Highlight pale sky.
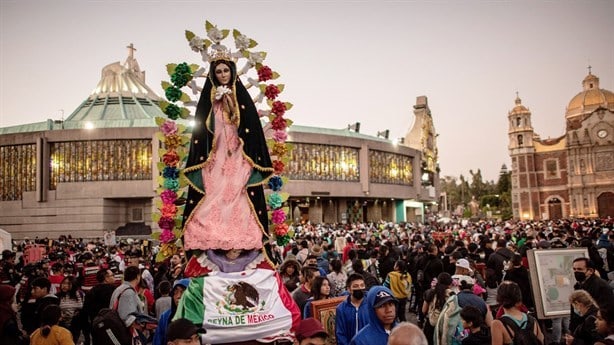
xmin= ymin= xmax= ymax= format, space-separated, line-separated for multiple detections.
xmin=1 ymin=0 xmax=613 ymax=182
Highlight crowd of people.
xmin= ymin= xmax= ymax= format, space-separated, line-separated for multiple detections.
xmin=1 ymin=217 xmax=614 ymax=345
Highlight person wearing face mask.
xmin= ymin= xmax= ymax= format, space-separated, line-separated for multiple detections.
xmin=564 ymin=290 xmax=602 ymax=345
xmin=335 ymin=274 xmax=370 ymax=345
xmin=570 ymin=258 xmax=613 ymax=331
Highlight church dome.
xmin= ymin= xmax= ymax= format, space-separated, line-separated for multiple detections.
xmin=509 ymin=94 xmax=530 ymax=115
xmin=566 ymin=71 xmax=614 ymax=119
xmin=64 ymin=44 xmax=165 ymax=126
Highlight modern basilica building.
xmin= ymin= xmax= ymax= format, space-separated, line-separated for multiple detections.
xmin=0 ymin=49 xmax=440 ymax=239
xmin=508 ymin=69 xmax=614 ymax=220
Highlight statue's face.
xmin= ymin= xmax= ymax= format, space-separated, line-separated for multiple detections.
xmin=226 ymin=249 xmax=242 ymax=260
xmin=215 ymin=62 xmax=231 ymax=85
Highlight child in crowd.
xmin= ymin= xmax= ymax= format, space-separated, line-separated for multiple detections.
xmin=155 ymin=281 xmax=172 ymax=319
xmin=460 ymin=305 xmax=491 ymax=345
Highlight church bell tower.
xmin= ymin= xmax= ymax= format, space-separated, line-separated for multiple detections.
xmin=507 ymin=93 xmax=537 ymax=219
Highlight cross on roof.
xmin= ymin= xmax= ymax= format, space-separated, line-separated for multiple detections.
xmin=588 ymin=65 xmax=592 ymax=74
xmin=127 ymin=43 xmax=137 ymax=59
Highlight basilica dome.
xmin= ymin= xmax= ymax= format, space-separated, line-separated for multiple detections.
xmin=566 ymin=72 xmax=614 ymax=119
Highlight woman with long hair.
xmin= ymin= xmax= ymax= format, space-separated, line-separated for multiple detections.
xmin=56 ymin=275 xmax=84 ymax=342
xmin=384 ymin=260 xmax=412 ymax=322
xmin=422 ymin=272 xmax=453 ymax=345
xmin=303 ymin=276 xmax=332 ymax=319
xmin=30 ymin=304 xmax=74 ymax=345
xmin=490 ymin=281 xmax=544 ymax=345
xmin=327 ymin=258 xmax=347 ymax=297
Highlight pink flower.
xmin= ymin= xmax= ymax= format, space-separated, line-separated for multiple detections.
xmin=272 ymin=130 xmax=287 ymax=142
xmin=271 ymin=209 xmax=286 ymax=224
xmin=160 ymin=120 xmax=178 ymax=135
xmin=160 ymin=229 xmax=175 ymax=243
xmin=160 ymin=190 xmax=177 ymax=204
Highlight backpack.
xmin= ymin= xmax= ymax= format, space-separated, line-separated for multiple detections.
xmin=91 ymin=287 xmax=134 ymax=345
xmin=427 ymin=295 xmax=441 ymax=326
xmin=433 ymin=294 xmax=465 ymax=345
xmin=499 ymin=314 xmax=542 ymax=345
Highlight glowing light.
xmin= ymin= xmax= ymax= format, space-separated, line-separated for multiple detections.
xmin=84 ymin=122 xmax=94 ymax=130
xmin=189 ymin=120 xmax=196 ymax=127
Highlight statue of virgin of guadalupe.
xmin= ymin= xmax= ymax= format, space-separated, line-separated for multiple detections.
xmin=181 ymin=51 xmax=274 ymax=274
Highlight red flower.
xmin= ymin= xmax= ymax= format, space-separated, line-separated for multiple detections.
xmin=271 ymin=101 xmax=286 ymax=116
xmin=257 ymin=65 xmax=273 ymax=82
xmin=161 ymin=204 xmax=177 ymax=218
xmin=162 ymin=150 xmax=180 ymax=167
xmin=158 ymin=216 xmax=175 ymax=231
xmin=272 ymin=160 xmax=285 ymax=174
xmin=275 ymin=223 xmax=289 ymax=236
xmin=265 ymin=84 xmax=280 ymax=100
xmin=271 ymin=115 xmax=287 ymax=131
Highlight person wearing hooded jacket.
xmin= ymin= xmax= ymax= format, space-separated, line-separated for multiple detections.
xmin=335 ymin=274 xmax=370 ymax=345
xmin=153 ymin=278 xmax=190 ymax=345
xmin=350 ymin=286 xmax=398 ymax=345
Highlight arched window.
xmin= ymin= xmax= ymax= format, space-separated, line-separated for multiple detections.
xmin=516 ymin=117 xmax=521 ymax=126
xmin=517 ymin=134 xmax=523 ymax=147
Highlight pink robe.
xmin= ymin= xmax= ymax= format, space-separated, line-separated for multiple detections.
xmin=184 ymin=101 xmax=264 ymax=251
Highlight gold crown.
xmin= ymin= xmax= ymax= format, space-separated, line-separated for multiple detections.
xmin=208 ymin=46 xmax=235 ymax=62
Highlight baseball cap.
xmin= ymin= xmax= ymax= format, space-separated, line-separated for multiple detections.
xmin=166 ymin=318 xmax=206 ymax=341
xmin=455 ymin=259 xmax=473 ymax=273
xmin=373 ymin=289 xmax=398 ymax=308
xmin=295 ymin=317 xmax=328 ymax=341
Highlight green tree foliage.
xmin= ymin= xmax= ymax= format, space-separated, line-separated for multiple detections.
xmin=440 ymin=167 xmax=513 ymax=220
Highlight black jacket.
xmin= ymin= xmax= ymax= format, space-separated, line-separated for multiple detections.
xmin=570 ymin=306 xmax=602 ymax=345
xmin=486 ymin=248 xmax=514 ymax=284
xmin=570 ymin=274 xmax=613 ymax=330
xmin=83 ymin=283 xmax=116 ymax=321
xmin=504 ymin=266 xmax=534 ymax=308
xmin=421 ymin=254 xmax=444 ymax=289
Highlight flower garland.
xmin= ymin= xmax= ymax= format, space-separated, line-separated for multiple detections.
xmin=151 ymin=61 xmax=195 ymax=261
xmin=152 ymin=20 xmax=294 ymax=261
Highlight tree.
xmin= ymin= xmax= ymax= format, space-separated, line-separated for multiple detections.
xmin=439 ymin=166 xmax=511 ymax=219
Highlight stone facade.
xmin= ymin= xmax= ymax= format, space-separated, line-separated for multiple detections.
xmin=508 ymin=71 xmax=614 ymax=220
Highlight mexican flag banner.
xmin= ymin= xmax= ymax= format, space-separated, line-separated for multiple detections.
xmin=174 ymin=268 xmax=300 ymax=343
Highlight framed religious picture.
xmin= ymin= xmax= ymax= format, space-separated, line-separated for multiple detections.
xmin=311 ymin=296 xmax=346 ymax=345
xmin=527 ymin=248 xmax=588 ymax=319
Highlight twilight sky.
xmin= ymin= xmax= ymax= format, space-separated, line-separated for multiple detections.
xmin=1 ymin=0 xmax=613 ymax=182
